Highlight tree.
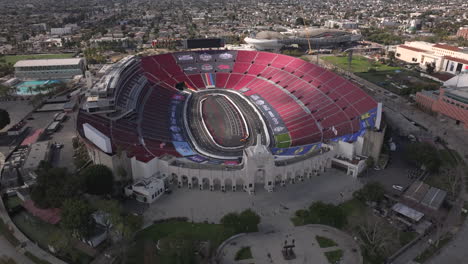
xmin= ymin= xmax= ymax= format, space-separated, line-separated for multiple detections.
xmin=81 ymin=165 xmax=114 ymax=195
xmin=31 ymin=168 xmax=82 ymax=208
xmin=353 ymin=182 xmax=385 ymax=203
xmin=0 ymin=84 xmax=11 ymax=97
xmin=221 ymin=209 xmax=261 ymax=233
xmin=221 ymin=212 xmax=242 ymax=233
xmin=405 ymin=142 xmax=441 ymax=172
xmin=61 ymin=199 xmax=94 ymax=238
xmin=239 ymin=209 xmax=261 ymax=233
xmin=358 ymin=216 xmax=394 ymax=263
xmin=0 ymin=109 xmax=10 ymax=130
xmin=306 ymin=201 xmax=348 ymax=229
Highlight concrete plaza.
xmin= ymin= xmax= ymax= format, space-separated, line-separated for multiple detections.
xmin=220 ymin=225 xmax=361 ymax=264
xmin=144 ymin=168 xmax=362 ymax=231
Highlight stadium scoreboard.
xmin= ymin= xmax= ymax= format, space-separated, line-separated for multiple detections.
xmin=183 ymin=38 xmax=225 ymax=49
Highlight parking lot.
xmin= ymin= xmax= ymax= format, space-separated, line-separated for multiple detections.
xmin=0 ymin=100 xmax=77 ymax=171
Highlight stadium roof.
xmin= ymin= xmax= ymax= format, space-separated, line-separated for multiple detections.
xmin=14 ymin=58 xmax=82 ymax=67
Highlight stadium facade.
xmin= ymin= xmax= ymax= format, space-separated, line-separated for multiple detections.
xmin=244 ymin=28 xmax=361 ymax=51
xmin=77 ymin=50 xmax=383 ymax=197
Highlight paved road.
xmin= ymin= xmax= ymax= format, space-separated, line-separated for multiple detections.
xmin=0 ymin=236 xmax=33 ymax=264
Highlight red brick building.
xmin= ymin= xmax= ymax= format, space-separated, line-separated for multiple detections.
xmin=457 ymin=27 xmax=468 ymax=40
xmin=416 ymin=72 xmax=468 ymax=129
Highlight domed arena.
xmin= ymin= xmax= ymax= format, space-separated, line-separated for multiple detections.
xmin=77 ymin=50 xmax=382 ymax=196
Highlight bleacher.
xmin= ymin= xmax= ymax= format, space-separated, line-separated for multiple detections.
xmin=141 ymin=51 xmax=377 ymax=147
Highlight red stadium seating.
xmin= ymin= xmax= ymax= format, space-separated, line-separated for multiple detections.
xmin=80 ymin=51 xmax=378 ymax=161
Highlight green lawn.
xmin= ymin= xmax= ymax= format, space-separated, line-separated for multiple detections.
xmin=324 ymin=249 xmax=343 ymax=264
xmin=1 ymin=54 xmax=75 ymax=65
xmin=126 ymin=220 xmax=237 ymax=264
xmin=12 ymin=211 xmax=58 ymax=249
xmin=356 ymin=70 xmax=440 ymax=95
xmin=322 ymin=55 xmax=400 ymax=73
xmin=316 ymin=235 xmax=338 ymax=248
xmin=12 ymin=211 xmax=92 ymax=264
xmin=235 ymin=246 xmax=253 ymax=260
xmin=4 ymin=196 xmax=22 ymax=209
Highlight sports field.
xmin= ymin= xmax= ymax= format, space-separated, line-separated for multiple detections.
xmin=202 ymin=95 xmax=248 ymax=147
xmin=321 ymin=55 xmax=400 ymax=73
xmin=1 ymin=53 xmax=75 ymax=65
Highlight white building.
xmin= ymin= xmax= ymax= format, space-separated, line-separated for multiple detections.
xmin=50 ymin=27 xmax=72 ymax=36
xmin=14 ymin=58 xmax=86 ymax=80
xmin=395 ymin=41 xmax=468 ymax=74
xmin=325 ymin=20 xmax=359 ymax=30
xmin=124 ymin=176 xmax=165 ymax=203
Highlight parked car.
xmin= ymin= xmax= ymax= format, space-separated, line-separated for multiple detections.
xmin=392 ymin=185 xmax=404 ymax=191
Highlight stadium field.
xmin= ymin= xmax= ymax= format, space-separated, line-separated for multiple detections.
xmin=275 ymin=133 xmax=291 ymax=148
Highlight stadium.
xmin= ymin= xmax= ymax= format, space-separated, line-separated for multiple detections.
xmin=244 ymin=28 xmax=361 ymax=51
xmin=77 ymin=50 xmax=383 ymax=196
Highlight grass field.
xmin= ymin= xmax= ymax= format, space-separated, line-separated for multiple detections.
xmin=12 ymin=211 xmax=92 ymax=264
xmin=126 ymin=220 xmax=236 ymax=264
xmin=235 ymin=247 xmax=253 ymax=260
xmin=322 ymin=55 xmax=400 ymax=73
xmin=0 ymin=54 xmax=75 ymax=65
xmin=324 ymin=249 xmax=343 ymax=264
xmin=316 ymin=235 xmax=338 ymax=248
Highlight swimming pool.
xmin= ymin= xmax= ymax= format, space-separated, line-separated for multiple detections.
xmin=15 ymin=80 xmax=61 ymax=95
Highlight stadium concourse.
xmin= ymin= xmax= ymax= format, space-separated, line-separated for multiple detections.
xmin=77 ymin=50 xmax=384 ymax=200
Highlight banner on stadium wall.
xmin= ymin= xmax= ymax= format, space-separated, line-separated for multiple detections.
xmin=249 ymin=93 xmax=288 ymax=135
xmin=175 ymin=53 xmax=195 ymax=63
xmin=168 ymin=93 xmax=198 ymax=156
xmin=272 ymin=143 xmax=322 ymax=156
xmin=359 ymin=107 xmax=378 ymax=130
xmin=173 ymin=141 xmax=196 ymax=156
xmin=187 ymin=155 xmax=208 ymax=163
